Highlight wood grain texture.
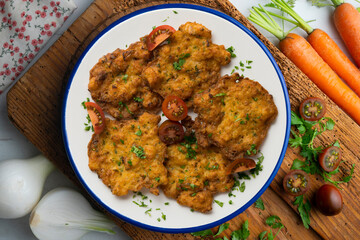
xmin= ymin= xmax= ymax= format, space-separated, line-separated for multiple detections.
xmin=6 ymin=0 xmax=360 ymax=239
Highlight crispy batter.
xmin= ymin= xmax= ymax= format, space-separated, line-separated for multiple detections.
xmin=88 ymin=113 xmax=168 ymax=196
xmin=161 ymin=136 xmax=234 ymax=212
xmin=193 ymin=73 xmax=278 ymax=159
xmin=142 ymin=22 xmax=231 ymax=102
xmin=88 ymin=39 xmax=162 ymax=119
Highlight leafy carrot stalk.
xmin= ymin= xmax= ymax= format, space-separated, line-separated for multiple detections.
xmin=269 ymin=0 xmax=360 ymax=98
xmin=248 ymin=5 xmax=360 ymax=125
xmin=331 ymin=0 xmax=360 ymax=68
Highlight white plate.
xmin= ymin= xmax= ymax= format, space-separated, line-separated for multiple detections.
xmin=62 ymin=4 xmax=290 ymax=233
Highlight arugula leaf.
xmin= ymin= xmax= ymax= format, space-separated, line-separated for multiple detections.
xmin=293 ymin=195 xmax=311 ymax=229
xmin=254 ymin=198 xmax=265 ymax=210
xmin=231 ymin=220 xmax=250 ymax=240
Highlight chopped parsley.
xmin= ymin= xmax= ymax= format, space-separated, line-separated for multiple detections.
xmin=133 ymin=97 xmax=143 ymax=102
xmin=226 ymin=46 xmax=237 ymax=58
xmin=155 ymin=177 xmax=160 ymax=182
xmin=132 ymin=201 xmax=148 ymax=207
xmin=214 ymin=200 xmax=224 ymax=207
xmin=180 ymin=131 xmax=197 ymax=159
xmin=119 ymin=101 xmax=133 ymax=115
xmin=131 ymin=145 xmax=146 ymax=159
xmin=173 ymin=53 xmax=190 ymax=70
xmin=145 ymin=208 xmax=152 ymax=216
xmin=122 ymin=74 xmax=128 ymax=83
xmin=135 ymin=126 xmax=142 ymax=136
xmin=173 ymin=10 xmax=178 ymax=14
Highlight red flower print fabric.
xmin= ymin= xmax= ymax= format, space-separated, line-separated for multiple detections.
xmin=0 ymin=0 xmax=76 ymax=94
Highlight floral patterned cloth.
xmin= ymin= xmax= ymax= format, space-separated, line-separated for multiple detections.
xmin=0 ymin=0 xmax=76 ymax=94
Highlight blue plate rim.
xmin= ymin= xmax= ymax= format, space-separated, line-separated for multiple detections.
xmin=61 ymin=3 xmax=291 ymax=234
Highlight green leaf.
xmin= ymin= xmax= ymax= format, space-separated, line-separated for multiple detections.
xmin=325 ymin=117 xmax=335 ymax=130
xmin=231 ymin=220 xmax=250 ymax=240
xmin=254 ymin=198 xmax=265 ymax=210
xmin=239 ymin=182 xmax=246 ymax=192
xmin=215 ymin=223 xmax=229 ymax=236
xmin=291 ymin=111 xmax=303 ymax=125
xmin=259 ymin=231 xmax=268 ymax=240
xmin=293 ymin=195 xmax=311 ymax=229
xmin=342 ymin=164 xmax=355 ymax=183
xmin=214 ymin=200 xmax=224 ymax=207
xmin=265 ymin=215 xmax=283 ymax=229
xmin=291 ymin=159 xmax=305 ymax=170
xmin=191 ymin=229 xmax=213 ymax=237
xmin=333 ymin=140 xmax=340 ymax=147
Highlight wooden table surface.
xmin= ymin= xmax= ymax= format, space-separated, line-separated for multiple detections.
xmin=6 ymin=0 xmax=360 ymax=239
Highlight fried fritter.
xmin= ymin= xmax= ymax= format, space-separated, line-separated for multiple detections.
xmin=88 ymin=113 xmax=168 ymax=196
xmin=88 ymin=39 xmax=162 ymax=119
xmin=161 ymin=135 xmax=234 ymax=212
xmin=193 ymin=73 xmax=278 ymax=160
xmin=143 ymin=22 xmax=231 ymax=102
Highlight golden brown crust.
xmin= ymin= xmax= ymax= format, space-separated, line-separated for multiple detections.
xmin=88 ymin=113 xmax=168 ymax=196
xmin=142 ymin=22 xmax=231 ymax=102
xmin=88 ymin=39 xmax=162 ymax=119
xmin=193 ymin=73 xmax=278 ymax=159
xmin=161 ymin=140 xmax=234 ymax=212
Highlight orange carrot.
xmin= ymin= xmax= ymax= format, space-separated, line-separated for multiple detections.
xmin=307 ymin=29 xmax=360 ymax=97
xmin=332 ymin=1 xmax=360 ymax=68
xmin=279 ymin=33 xmax=360 ymax=124
xmin=248 ymin=5 xmax=360 ymax=125
xmin=269 ymin=0 xmax=360 ymax=98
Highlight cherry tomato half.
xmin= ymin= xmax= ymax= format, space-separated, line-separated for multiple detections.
xmin=283 ymin=170 xmax=310 ymax=196
xmin=158 ymin=120 xmax=185 ymax=145
xmin=85 ymin=102 xmax=105 ymax=134
xmin=319 ymin=146 xmax=341 ymax=172
xmin=225 ymin=158 xmax=256 ymax=175
xmin=299 ymin=97 xmax=326 ymax=121
xmin=316 ymin=184 xmax=343 ymax=216
xmin=146 ymin=25 xmax=176 ymax=51
xmin=162 ymin=95 xmax=188 ymax=121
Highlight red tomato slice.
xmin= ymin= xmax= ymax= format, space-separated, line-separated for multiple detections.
xmin=162 ymin=95 xmax=188 ymax=121
xmin=85 ymin=102 xmax=105 ymax=134
xmin=146 ymin=25 xmax=176 ymax=51
xmin=225 ymin=158 xmax=256 ymax=175
xmin=319 ymin=146 xmax=341 ymax=172
xmin=282 ymin=170 xmax=310 ymax=196
xmin=299 ymin=97 xmax=326 ymax=121
xmin=158 ymin=120 xmax=184 ymax=145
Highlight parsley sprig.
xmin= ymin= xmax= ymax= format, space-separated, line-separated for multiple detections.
xmin=191 ymin=220 xmax=250 ymax=240
xmin=289 ymin=111 xmax=355 ymax=188
xmin=293 ymin=195 xmax=311 ymax=229
xmin=259 ymin=215 xmax=284 ymax=240
xmin=173 ymin=53 xmax=190 ymax=70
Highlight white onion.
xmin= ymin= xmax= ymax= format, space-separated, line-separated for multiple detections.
xmin=0 ymin=154 xmax=54 ymax=219
xmin=30 ymin=187 xmax=116 ymax=240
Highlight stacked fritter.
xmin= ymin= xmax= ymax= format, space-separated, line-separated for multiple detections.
xmin=87 ymin=22 xmax=278 ymax=212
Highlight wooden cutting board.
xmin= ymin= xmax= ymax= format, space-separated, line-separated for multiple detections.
xmin=6 ymin=0 xmax=360 ymax=239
